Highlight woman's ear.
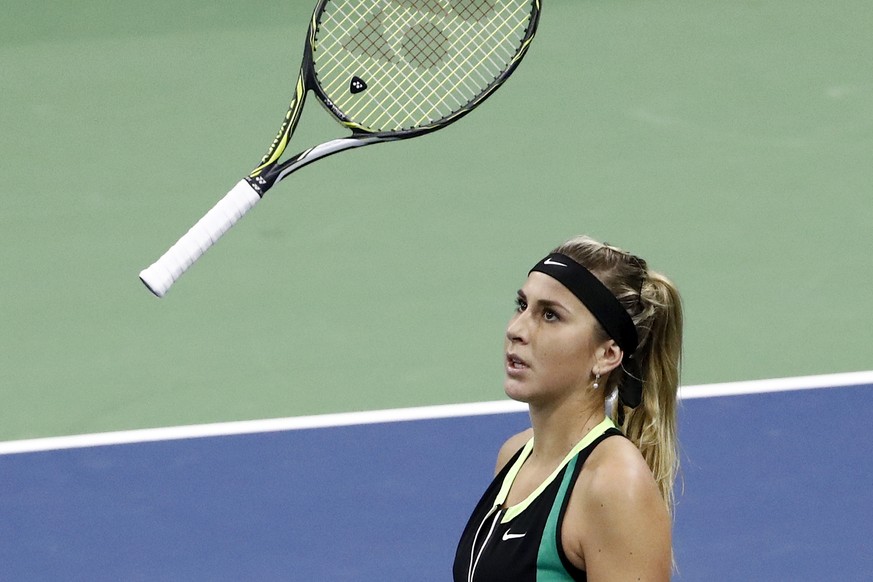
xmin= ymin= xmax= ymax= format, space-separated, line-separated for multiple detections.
xmin=595 ymin=340 xmax=623 ymax=375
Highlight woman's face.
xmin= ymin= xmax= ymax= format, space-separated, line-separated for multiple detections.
xmin=504 ymin=272 xmax=605 ymax=405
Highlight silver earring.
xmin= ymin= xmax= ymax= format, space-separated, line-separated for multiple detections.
xmin=593 ymin=372 xmax=601 ymax=390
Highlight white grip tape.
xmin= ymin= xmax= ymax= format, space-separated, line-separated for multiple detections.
xmin=139 ymin=179 xmax=261 ymax=297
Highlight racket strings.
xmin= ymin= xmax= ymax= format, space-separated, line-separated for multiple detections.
xmin=451 ymin=0 xmax=497 ymax=22
xmin=401 ymin=0 xmax=528 ymax=122
xmin=396 ymin=0 xmax=495 ymax=21
xmin=402 ymin=22 xmax=449 ymax=69
xmin=325 ymin=0 xmax=502 ymax=121
xmin=397 ymin=0 xmax=448 ymax=15
xmin=417 ymin=2 xmax=525 ymax=115
xmin=382 ymin=0 xmax=520 ymax=114
xmin=324 ymin=2 xmax=442 ymax=123
xmin=343 ymin=9 xmax=396 ymax=62
xmin=314 ymin=0 xmax=534 ymax=132
xmin=319 ymin=3 xmax=456 ymax=128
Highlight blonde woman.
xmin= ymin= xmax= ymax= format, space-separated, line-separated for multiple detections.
xmin=454 ymin=236 xmax=683 ymax=582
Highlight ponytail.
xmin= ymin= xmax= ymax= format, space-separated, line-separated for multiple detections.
xmin=555 ymin=236 xmax=683 ymax=514
xmin=614 ymin=271 xmax=682 ymax=514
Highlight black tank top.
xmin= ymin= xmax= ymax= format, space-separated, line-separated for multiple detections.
xmin=453 ymin=420 xmax=623 ymax=582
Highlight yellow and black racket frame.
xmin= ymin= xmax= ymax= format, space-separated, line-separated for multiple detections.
xmin=246 ymin=0 xmax=542 ymax=195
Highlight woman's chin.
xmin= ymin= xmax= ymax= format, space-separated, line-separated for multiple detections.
xmin=503 ymin=378 xmax=534 ymax=403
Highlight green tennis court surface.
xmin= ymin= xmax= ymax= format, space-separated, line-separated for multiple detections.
xmin=1 ymin=0 xmax=870 ymax=443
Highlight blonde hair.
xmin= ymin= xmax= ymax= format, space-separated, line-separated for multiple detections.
xmin=553 ymin=236 xmax=683 ymax=514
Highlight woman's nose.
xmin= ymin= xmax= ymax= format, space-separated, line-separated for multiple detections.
xmin=506 ymin=312 xmax=529 ymax=344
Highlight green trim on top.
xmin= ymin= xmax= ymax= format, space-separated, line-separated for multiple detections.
xmin=536 ymin=454 xmax=580 ymax=580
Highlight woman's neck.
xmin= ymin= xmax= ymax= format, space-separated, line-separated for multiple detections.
xmin=527 ymin=396 xmax=606 ymax=465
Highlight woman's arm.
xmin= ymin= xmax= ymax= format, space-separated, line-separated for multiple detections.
xmin=565 ymin=438 xmax=672 ymax=581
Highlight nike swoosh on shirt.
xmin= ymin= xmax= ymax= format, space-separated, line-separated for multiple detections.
xmin=502 ymin=530 xmax=526 ymax=541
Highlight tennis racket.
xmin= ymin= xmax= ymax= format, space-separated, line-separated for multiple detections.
xmin=139 ymin=0 xmax=541 ymax=297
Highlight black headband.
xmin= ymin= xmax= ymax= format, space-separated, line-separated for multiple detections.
xmin=529 ymin=253 xmax=643 ymax=408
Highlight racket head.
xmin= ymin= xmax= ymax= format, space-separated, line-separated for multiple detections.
xmin=306 ymin=0 xmax=541 ymax=136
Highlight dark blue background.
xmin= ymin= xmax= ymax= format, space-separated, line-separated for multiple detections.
xmin=2 ymin=384 xmax=871 ymax=580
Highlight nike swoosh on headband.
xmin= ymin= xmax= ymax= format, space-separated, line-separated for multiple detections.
xmin=543 ymin=258 xmax=567 ymax=267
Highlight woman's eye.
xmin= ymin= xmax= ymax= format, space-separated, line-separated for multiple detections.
xmin=515 ymin=298 xmax=527 ymax=312
xmin=544 ymin=310 xmax=559 ymax=321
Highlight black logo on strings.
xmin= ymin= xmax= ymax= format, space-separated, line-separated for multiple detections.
xmin=349 ymin=76 xmax=368 ymax=94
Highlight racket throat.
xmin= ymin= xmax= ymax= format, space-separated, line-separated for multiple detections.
xmin=248 ymin=136 xmax=383 ymax=194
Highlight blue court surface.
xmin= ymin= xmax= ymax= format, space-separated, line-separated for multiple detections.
xmin=2 ymin=374 xmax=872 ymax=581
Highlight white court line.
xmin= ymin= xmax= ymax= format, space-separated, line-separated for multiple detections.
xmin=1 ymin=370 xmax=871 ymax=456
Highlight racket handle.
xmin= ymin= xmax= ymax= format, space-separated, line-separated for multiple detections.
xmin=139 ymin=179 xmax=261 ymax=297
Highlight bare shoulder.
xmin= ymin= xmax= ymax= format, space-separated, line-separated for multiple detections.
xmin=494 ymin=428 xmax=533 ymax=476
xmin=563 ymin=435 xmax=671 ymax=580
xmin=583 ymin=436 xmax=662 ymax=502
xmin=579 ymin=436 xmax=668 ymax=533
